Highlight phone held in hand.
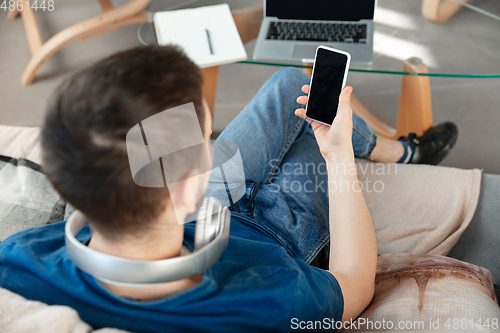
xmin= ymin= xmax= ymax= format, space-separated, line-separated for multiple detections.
xmin=305 ymin=46 xmax=351 ymax=126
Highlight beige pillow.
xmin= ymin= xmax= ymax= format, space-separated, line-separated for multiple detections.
xmin=355 ymin=160 xmax=482 ymax=255
xmin=349 ymin=254 xmax=500 ymax=332
xmin=0 ymin=287 xmax=130 ymax=333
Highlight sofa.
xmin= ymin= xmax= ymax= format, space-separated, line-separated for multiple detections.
xmin=0 ymin=125 xmax=499 ymax=332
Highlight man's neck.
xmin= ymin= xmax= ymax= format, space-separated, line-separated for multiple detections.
xmin=87 ymin=225 xmax=184 ymax=261
xmin=87 ymin=221 xmax=203 ymax=301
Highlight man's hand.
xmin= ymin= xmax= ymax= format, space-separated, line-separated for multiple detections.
xmin=295 ymin=85 xmax=354 ymax=159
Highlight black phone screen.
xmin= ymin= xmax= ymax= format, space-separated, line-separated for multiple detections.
xmin=306 ymin=48 xmax=349 ymax=126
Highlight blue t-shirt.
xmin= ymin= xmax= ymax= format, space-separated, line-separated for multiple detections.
xmin=0 ymin=214 xmax=343 ymax=332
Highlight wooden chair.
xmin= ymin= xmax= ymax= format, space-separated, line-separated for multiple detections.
xmin=231 ymin=4 xmax=433 ymax=139
xmin=7 ymin=0 xmax=151 ymax=86
xmin=422 ymin=0 xmax=470 ymax=23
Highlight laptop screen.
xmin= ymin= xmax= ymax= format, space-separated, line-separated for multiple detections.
xmin=266 ymin=0 xmax=375 ymax=21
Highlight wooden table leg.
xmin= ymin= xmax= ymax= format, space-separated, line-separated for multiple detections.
xmin=422 ymin=0 xmax=470 ymax=23
xmin=301 ymin=67 xmax=313 ymax=76
xmin=232 ymin=4 xmax=264 ymax=44
xmin=395 ymin=57 xmax=433 ymax=138
xmin=201 ymin=66 xmax=220 ymax=113
xmin=302 ymin=57 xmax=434 ymax=139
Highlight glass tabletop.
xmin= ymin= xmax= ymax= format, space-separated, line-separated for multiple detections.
xmin=139 ymin=0 xmax=500 ymax=78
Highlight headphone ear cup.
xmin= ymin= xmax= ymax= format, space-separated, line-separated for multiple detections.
xmin=194 ymin=198 xmax=209 ymax=251
xmin=194 ymin=197 xmax=223 ymax=251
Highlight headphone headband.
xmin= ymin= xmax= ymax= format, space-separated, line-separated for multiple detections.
xmin=65 ymin=198 xmax=230 ymax=286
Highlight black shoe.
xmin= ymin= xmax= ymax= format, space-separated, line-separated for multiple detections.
xmin=399 ymin=122 xmax=458 ymax=165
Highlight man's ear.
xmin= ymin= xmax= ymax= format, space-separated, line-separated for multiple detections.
xmin=202 ymin=98 xmax=213 ymax=136
xmin=169 ymin=171 xmax=200 ymax=217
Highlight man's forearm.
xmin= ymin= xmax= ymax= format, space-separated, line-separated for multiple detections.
xmin=326 ymin=151 xmax=377 ymax=320
xmin=327 ymin=153 xmax=377 ymax=272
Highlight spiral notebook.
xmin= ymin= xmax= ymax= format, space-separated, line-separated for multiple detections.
xmin=154 ymin=4 xmax=247 ymax=68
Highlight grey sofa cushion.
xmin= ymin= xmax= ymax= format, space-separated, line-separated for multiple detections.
xmin=0 ymin=156 xmax=74 ymax=242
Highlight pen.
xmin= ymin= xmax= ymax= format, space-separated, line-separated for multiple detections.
xmin=206 ymin=29 xmax=214 ymax=55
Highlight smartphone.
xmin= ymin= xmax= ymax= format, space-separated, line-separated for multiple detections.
xmin=305 ymin=46 xmax=351 ymax=126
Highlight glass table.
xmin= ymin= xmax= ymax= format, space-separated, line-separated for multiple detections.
xmin=138 ymin=0 xmax=500 ymax=138
xmin=139 ymin=0 xmax=500 ymax=78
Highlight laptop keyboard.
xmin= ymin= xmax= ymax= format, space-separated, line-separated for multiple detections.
xmin=266 ymin=21 xmax=367 ymax=43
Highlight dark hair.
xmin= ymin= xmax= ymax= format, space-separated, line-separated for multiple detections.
xmin=41 ymin=45 xmax=205 ymax=237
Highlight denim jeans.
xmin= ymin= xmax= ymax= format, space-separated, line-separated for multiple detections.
xmin=215 ymin=67 xmax=377 ymax=265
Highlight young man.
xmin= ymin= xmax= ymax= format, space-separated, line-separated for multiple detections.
xmin=0 ymin=46 xmax=458 ymax=332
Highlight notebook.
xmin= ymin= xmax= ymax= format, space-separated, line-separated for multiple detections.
xmin=154 ymin=4 xmax=247 ymax=68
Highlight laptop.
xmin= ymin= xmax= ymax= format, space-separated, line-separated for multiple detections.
xmin=253 ymin=0 xmax=376 ymax=65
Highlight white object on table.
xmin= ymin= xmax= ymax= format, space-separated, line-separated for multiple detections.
xmin=154 ymin=3 xmax=247 ymax=68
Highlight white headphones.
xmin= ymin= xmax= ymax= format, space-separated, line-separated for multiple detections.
xmin=65 ymin=197 xmax=230 ymax=286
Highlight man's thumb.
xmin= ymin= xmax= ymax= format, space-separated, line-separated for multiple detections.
xmin=338 ymin=86 xmax=353 ymax=114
